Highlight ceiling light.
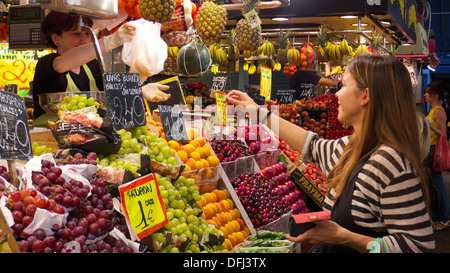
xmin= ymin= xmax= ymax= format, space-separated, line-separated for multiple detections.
xmin=352 ymin=23 xmax=368 ymax=26
xmin=272 ymin=17 xmax=289 ymax=21
xmin=340 ymin=15 xmax=358 ymax=19
xmin=380 ymin=20 xmax=391 ymax=25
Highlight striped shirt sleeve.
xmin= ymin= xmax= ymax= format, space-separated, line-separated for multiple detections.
xmin=302 ymin=132 xmax=435 ymax=253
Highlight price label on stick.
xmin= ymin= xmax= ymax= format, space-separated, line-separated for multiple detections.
xmin=158 ymin=105 xmax=188 ymax=141
xmin=0 ymin=91 xmax=32 ymax=161
xmin=276 ymin=89 xmax=297 ymax=104
xmin=119 ymin=173 xmax=168 ymax=239
xmin=260 ymin=67 xmax=272 ymax=101
xmin=215 ymin=91 xmax=227 ymax=126
xmin=103 ymin=73 xmax=147 ymax=130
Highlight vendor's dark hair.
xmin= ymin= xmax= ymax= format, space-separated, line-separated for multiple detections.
xmin=41 ymin=10 xmax=93 ymax=49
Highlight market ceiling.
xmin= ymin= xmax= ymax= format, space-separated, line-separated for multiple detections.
xmin=223 ymin=0 xmax=416 ymax=49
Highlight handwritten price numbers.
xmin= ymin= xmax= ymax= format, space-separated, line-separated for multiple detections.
xmin=276 ymin=89 xmax=297 ymax=104
xmin=259 ymin=67 xmax=272 ymax=101
xmin=0 ymin=91 xmax=32 ymax=161
xmin=103 ymin=73 xmax=146 ymax=130
xmin=211 ymin=76 xmax=228 ymax=93
xmin=298 ymin=83 xmax=315 ymax=100
xmin=158 ymin=105 xmax=188 ymax=141
xmin=119 ymin=173 xmax=168 ymax=239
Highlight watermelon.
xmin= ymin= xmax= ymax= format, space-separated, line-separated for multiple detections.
xmin=177 ymin=41 xmax=211 ymax=76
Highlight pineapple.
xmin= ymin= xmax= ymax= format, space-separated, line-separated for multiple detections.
xmin=139 ymin=0 xmax=177 ymax=24
xmin=196 ymin=0 xmax=227 ymax=46
xmin=317 ymin=25 xmax=330 ymax=62
xmin=225 ymin=28 xmax=239 ymax=62
xmin=235 ymin=0 xmax=261 ymax=52
xmin=276 ymin=31 xmax=290 ymax=65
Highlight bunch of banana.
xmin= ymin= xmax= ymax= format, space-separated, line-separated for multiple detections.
xmin=259 ymin=41 xmax=275 ymax=57
xmin=273 ymin=61 xmax=282 ymax=71
xmin=168 ymin=46 xmax=180 ymax=58
xmin=243 ymin=61 xmax=251 ymax=71
xmin=210 ymin=64 xmax=220 ymax=74
xmin=330 ymin=65 xmax=343 ymax=75
xmin=209 ymin=43 xmax=229 ymax=65
xmin=248 ymin=62 xmax=257 ymax=74
xmin=328 ymin=43 xmax=342 ymax=61
xmin=339 ymin=39 xmax=352 ymax=56
xmin=287 ymin=47 xmax=300 ymax=66
xmin=354 ymin=44 xmax=370 ymax=57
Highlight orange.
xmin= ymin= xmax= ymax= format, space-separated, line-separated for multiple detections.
xmin=215 ymin=213 xmax=225 ymax=226
xmin=220 ymin=226 xmax=229 ymax=238
xmin=196 ymin=147 xmax=208 ymax=158
xmin=220 ymin=200 xmax=230 ymax=212
xmin=230 ymin=220 xmax=240 ymax=232
xmin=195 ymin=160 xmax=203 ymax=170
xmin=223 ymin=239 xmax=233 ymax=251
xmin=225 ymin=223 xmax=234 ymax=235
xmin=236 ymin=218 xmax=245 ymax=229
xmin=233 ymin=231 xmax=245 ymax=244
xmin=190 ymin=151 xmax=201 ymax=161
xmin=168 ymin=140 xmax=180 ymax=151
xmin=232 ymin=208 xmax=240 ymax=219
xmin=179 ymin=146 xmax=191 ymax=157
xmin=202 ymin=205 xmax=214 ymax=219
xmin=203 ymin=193 xmax=214 ymax=203
xmin=189 ymin=140 xmax=201 ymax=148
xmin=211 ymin=189 xmax=221 ymax=201
xmin=219 ymin=190 xmax=227 ymax=201
xmin=197 ymin=196 xmax=207 ymax=207
xmin=185 ymin=144 xmax=196 ymax=153
xmin=214 ymin=202 xmax=223 ymax=214
xmin=200 ymin=159 xmax=209 ymax=168
xmin=185 ymin=158 xmax=197 ymax=170
xmin=225 ymin=199 xmax=234 ymax=209
xmin=223 ymin=212 xmax=232 ymax=223
xmin=240 ymin=229 xmax=248 ymax=239
xmin=227 ymin=234 xmax=237 ymax=246
xmin=195 ymin=136 xmax=206 ymax=147
xmin=207 ymin=219 xmax=219 ymax=229
xmin=207 ymin=203 xmax=217 ymax=215
xmin=206 ymin=155 xmax=220 ymax=167
xmin=222 ymin=189 xmax=230 ymax=199
xmin=182 ymin=165 xmax=191 ymax=173
xmin=202 ymin=144 xmax=212 ymax=157
xmin=177 ymin=150 xmax=188 ymax=162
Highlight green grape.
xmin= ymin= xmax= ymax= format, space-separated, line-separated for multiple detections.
xmin=77 ymin=101 xmax=86 ymax=109
xmin=155 ymin=154 xmax=164 ymax=162
xmin=87 ymin=97 xmax=95 ymax=106
xmin=63 ymin=96 xmax=70 ymax=103
xmin=153 ymin=232 xmax=166 ymax=244
xmin=60 ymin=102 xmax=67 ymax=111
xmin=72 ymin=94 xmax=80 ymax=101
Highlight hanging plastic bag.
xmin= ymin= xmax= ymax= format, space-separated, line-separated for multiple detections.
xmin=122 ymin=19 xmax=168 ymax=77
xmin=433 ymin=134 xmax=450 ymax=172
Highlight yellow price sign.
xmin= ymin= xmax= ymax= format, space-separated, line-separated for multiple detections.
xmin=260 ymin=66 xmax=272 ymax=101
xmin=119 ymin=173 xmax=168 ymax=239
xmin=215 ymin=91 xmax=227 ymax=126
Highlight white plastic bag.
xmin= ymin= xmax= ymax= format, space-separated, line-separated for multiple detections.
xmin=122 ymin=19 xmax=168 ymax=78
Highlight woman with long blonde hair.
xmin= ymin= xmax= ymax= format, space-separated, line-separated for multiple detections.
xmin=225 ymin=54 xmax=434 ymax=253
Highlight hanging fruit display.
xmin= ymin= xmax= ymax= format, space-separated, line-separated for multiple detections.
xmin=235 ymin=0 xmax=262 ymax=53
xmin=300 ymin=42 xmax=317 ymax=69
xmin=177 ymin=38 xmax=211 ymax=76
xmin=316 ymin=26 xmax=330 ymax=62
xmin=139 ymin=0 xmax=177 ymax=23
xmin=283 ymin=65 xmax=297 ymax=77
xmin=286 ymin=47 xmax=300 ymax=66
xmin=259 ymin=41 xmax=275 ymax=57
xmin=195 ymin=0 xmax=227 ymax=46
xmin=276 ymin=31 xmax=290 ymax=65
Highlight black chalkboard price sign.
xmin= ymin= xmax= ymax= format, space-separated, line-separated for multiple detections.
xmin=0 ymin=91 xmax=32 ymax=161
xmin=276 ymin=89 xmax=297 ymax=104
xmin=158 ymin=105 xmax=188 ymax=141
xmin=103 ymin=73 xmax=146 ymax=130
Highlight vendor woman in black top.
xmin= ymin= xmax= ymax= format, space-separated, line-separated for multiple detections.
xmin=32 ymin=11 xmax=169 ymax=119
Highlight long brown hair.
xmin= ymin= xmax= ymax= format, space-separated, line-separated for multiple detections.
xmin=326 ymin=55 xmax=429 ymax=207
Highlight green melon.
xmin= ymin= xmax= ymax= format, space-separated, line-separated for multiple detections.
xmin=177 ymin=41 xmax=211 ymax=76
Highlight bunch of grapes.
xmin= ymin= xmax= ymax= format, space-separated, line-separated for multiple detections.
xmin=97 ymin=154 xmax=139 ymax=173
xmin=31 ymin=159 xmax=89 ymax=210
xmin=32 ymin=142 xmax=57 ymax=156
xmin=59 ymin=94 xmax=100 ymax=112
xmin=7 ymin=187 xmax=66 ymax=238
xmin=56 ymin=152 xmax=98 ymax=166
xmin=154 ymin=174 xmax=227 ymax=253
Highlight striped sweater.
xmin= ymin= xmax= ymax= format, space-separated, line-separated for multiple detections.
xmin=302 ymin=132 xmax=435 ymax=253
